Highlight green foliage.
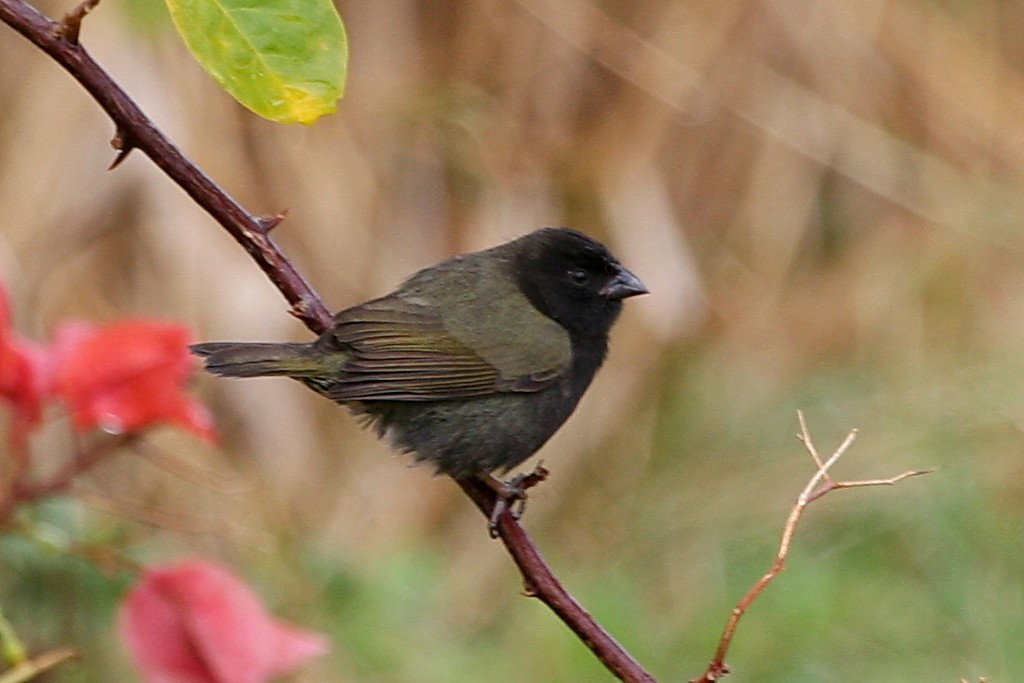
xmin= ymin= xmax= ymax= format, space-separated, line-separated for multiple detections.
xmin=4 ymin=481 xmax=1023 ymax=683
xmin=164 ymin=0 xmax=347 ymax=124
xmin=0 ymin=533 xmax=135 ymax=682
xmin=309 ymin=550 xmax=641 ymax=683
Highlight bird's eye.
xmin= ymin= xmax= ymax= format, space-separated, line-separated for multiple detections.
xmin=567 ymin=268 xmax=590 ymax=286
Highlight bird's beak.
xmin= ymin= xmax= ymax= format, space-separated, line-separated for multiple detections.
xmin=600 ymin=266 xmax=648 ymax=300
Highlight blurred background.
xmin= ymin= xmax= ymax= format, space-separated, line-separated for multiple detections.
xmin=1 ymin=0 xmax=1023 ymax=680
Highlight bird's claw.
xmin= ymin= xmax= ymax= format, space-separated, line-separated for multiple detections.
xmin=483 ymin=465 xmax=549 ymax=538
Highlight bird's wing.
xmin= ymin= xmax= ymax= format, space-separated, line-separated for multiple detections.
xmin=322 ymin=293 xmax=571 ymax=402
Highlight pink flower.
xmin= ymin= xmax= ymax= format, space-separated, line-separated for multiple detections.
xmin=0 ymin=281 xmax=52 ymax=448
xmin=53 ymin=320 xmax=217 ymax=442
xmin=119 ymin=561 xmax=329 ymax=683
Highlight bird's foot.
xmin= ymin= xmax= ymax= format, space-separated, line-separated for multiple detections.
xmin=480 ymin=464 xmax=549 ymax=538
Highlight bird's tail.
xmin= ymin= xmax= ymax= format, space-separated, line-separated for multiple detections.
xmin=190 ymin=341 xmax=325 ymax=379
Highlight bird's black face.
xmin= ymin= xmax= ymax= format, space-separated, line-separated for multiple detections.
xmin=512 ymin=228 xmax=647 ymax=338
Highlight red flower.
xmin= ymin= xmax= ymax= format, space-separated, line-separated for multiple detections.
xmin=0 ymin=282 xmax=52 ymax=448
xmin=119 ymin=561 xmax=329 ymax=683
xmin=53 ymin=320 xmax=217 ymax=442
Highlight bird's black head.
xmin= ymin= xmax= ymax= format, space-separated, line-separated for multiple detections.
xmin=509 ymin=228 xmax=647 ymax=339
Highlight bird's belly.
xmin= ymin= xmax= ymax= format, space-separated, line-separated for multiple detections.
xmin=361 ymin=389 xmax=578 ymax=479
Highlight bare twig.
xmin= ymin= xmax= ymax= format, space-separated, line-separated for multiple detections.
xmin=805 ymin=467 xmax=934 ymax=504
xmin=690 ymin=411 xmax=931 ymax=683
xmin=0 ymin=648 xmax=77 ymax=683
xmin=0 ymin=2 xmax=654 ymax=680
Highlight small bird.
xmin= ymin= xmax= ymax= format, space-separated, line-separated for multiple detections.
xmin=192 ymin=227 xmax=646 ymax=493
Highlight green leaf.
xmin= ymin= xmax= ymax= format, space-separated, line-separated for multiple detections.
xmin=165 ymin=0 xmax=347 ymax=124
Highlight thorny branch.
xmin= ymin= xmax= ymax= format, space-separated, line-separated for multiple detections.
xmin=0 ymin=0 xmax=331 ymax=333
xmin=690 ymin=411 xmax=932 ymax=683
xmin=0 ymin=1 xmax=656 ymax=681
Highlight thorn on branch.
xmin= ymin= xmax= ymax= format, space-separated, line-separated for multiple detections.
xmin=287 ymin=295 xmax=333 ymax=335
xmin=108 ymin=128 xmax=137 ymax=170
xmin=54 ymin=0 xmax=101 ymax=45
xmin=516 ymin=462 xmax=550 ymax=492
xmin=255 ymin=209 xmax=289 ymax=234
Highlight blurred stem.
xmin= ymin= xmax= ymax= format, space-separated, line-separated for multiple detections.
xmin=0 ymin=434 xmax=137 ymax=523
xmin=5 ymin=430 xmax=30 ymax=507
xmin=0 ymin=647 xmax=77 ymax=683
xmin=0 ymin=608 xmax=26 ymax=667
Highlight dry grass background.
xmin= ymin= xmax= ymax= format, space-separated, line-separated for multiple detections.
xmin=3 ymin=1 xmax=1024 ymax=681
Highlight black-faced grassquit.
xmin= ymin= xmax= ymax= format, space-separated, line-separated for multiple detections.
xmin=192 ymin=227 xmax=646 ymax=481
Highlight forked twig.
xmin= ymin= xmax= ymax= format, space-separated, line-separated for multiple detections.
xmin=691 ymin=411 xmax=932 ymax=683
xmin=796 ymin=411 xmax=934 ymax=503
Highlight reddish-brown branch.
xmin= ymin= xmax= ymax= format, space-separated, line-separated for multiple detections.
xmin=0 ymin=1 xmax=655 ymax=680
xmin=458 ymin=476 xmax=656 ymax=682
xmin=0 ymin=0 xmax=332 ymax=333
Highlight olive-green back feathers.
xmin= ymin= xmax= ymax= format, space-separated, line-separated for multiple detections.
xmin=193 ymin=249 xmax=573 ymax=403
